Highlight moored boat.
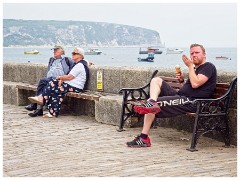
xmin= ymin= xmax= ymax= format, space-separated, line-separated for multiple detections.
xmin=166 ymin=48 xmax=184 ymax=54
xmin=138 ymin=52 xmax=154 ymax=62
xmin=139 ymin=47 xmax=163 ymax=54
xmin=85 ymin=48 xmax=102 ymax=55
xmin=215 ymin=56 xmax=229 ymax=60
xmin=24 ymin=49 xmax=39 ymax=54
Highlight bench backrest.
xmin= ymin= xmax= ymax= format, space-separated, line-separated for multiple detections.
xmin=213 ymin=83 xmax=230 ymax=99
xmin=159 ymin=76 xmax=230 ymax=99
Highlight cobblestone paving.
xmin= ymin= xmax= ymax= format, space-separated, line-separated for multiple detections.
xmin=3 ymin=104 xmax=237 ymax=177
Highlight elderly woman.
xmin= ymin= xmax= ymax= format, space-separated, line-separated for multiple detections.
xmin=28 ymin=47 xmax=89 ymax=118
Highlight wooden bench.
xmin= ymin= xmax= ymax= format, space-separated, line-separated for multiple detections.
xmin=119 ymin=70 xmax=237 ymax=151
xmin=16 ymin=83 xmax=101 ymax=102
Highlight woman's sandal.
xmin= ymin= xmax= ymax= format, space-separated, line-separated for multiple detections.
xmin=42 ymin=113 xmax=54 ymax=118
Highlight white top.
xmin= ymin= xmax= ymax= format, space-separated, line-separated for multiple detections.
xmin=64 ymin=63 xmax=86 ymax=89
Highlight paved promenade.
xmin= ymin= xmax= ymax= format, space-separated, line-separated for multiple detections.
xmin=3 ymin=104 xmax=237 ymax=177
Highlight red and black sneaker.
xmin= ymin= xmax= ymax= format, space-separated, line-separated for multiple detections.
xmin=126 ymin=135 xmax=151 ymax=147
xmin=134 ymin=99 xmax=160 ymax=114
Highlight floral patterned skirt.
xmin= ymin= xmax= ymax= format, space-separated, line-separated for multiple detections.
xmin=42 ymin=79 xmax=82 ymax=117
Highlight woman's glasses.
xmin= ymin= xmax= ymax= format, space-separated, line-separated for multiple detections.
xmin=72 ymin=52 xmax=80 ymax=55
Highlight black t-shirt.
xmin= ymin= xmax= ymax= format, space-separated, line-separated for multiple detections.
xmin=177 ymin=62 xmax=217 ymax=99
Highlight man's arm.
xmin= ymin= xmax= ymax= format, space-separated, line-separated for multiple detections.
xmin=182 ymin=55 xmax=208 ymax=88
xmin=188 ymin=65 xmax=208 ymax=88
xmin=68 ymin=58 xmax=75 ymax=70
xmin=46 ymin=57 xmax=53 ymax=77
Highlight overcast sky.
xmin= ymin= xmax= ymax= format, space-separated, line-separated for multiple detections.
xmin=2 ymin=2 xmax=238 ymax=48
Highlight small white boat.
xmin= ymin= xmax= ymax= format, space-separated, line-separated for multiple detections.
xmin=215 ymin=56 xmax=229 ymax=60
xmin=166 ymin=48 xmax=184 ymax=54
xmin=85 ymin=48 xmax=102 ymax=55
xmin=24 ymin=49 xmax=39 ymax=54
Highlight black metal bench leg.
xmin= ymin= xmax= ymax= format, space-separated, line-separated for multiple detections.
xmin=118 ymin=104 xmax=126 ymax=132
xmin=223 ymin=115 xmax=231 ymax=147
xmin=186 ymin=115 xmax=199 ymax=152
xmin=118 ymin=96 xmax=133 ymax=132
xmin=118 ymin=92 xmax=127 ymax=132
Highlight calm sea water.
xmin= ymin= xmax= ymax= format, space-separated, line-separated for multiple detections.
xmin=3 ymin=47 xmax=237 ymax=73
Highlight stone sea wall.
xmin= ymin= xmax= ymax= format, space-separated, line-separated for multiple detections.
xmin=3 ymin=63 xmax=237 ymax=145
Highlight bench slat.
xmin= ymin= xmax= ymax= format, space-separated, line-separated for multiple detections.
xmin=16 ymin=84 xmax=101 ymax=101
xmin=216 ymin=83 xmax=230 ymax=88
xmin=16 ymin=84 xmax=37 ymax=91
xmin=67 ymin=92 xmax=100 ymax=101
xmin=159 ymin=76 xmax=180 ymax=83
xmin=213 ymin=83 xmax=230 ymax=98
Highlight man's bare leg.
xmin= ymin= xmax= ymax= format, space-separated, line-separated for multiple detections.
xmin=149 ymin=77 xmax=163 ymax=101
xmin=141 ymin=113 xmax=156 ymax=135
xmin=141 ymin=77 xmax=163 ymax=133
xmin=126 ymin=77 xmax=163 ymax=147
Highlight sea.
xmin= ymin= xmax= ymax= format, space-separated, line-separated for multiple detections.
xmin=3 ymin=47 xmax=237 ymax=73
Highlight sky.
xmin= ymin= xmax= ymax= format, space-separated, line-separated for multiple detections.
xmin=1 ymin=1 xmax=238 ymax=48
xmin=3 ymin=1 xmax=237 ymax=47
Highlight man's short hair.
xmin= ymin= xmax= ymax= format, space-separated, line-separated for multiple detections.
xmin=190 ymin=43 xmax=205 ymax=54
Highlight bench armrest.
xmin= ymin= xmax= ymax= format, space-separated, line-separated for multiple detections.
xmin=119 ymin=83 xmax=151 ymax=102
xmin=119 ymin=70 xmax=158 ymax=101
xmin=119 ymin=82 xmax=150 ymax=94
xmin=119 ymin=70 xmax=158 ymax=94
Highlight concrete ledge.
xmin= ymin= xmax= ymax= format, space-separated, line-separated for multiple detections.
xmin=60 ymin=97 xmax=96 ymax=116
xmin=95 ymin=94 xmax=123 ymax=126
xmin=3 ymin=81 xmax=19 ymax=105
xmin=228 ymin=108 xmax=237 ymax=145
xmin=3 ymin=81 xmax=37 ymax=105
xmin=3 ymin=63 xmax=47 ymax=84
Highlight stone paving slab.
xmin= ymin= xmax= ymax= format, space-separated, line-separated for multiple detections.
xmin=3 ymin=104 xmax=237 ymax=177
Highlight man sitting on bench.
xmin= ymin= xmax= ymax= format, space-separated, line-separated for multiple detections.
xmin=127 ymin=43 xmax=217 ymax=148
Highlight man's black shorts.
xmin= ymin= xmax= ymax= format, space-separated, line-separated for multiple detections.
xmin=156 ymin=80 xmax=197 ymax=118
